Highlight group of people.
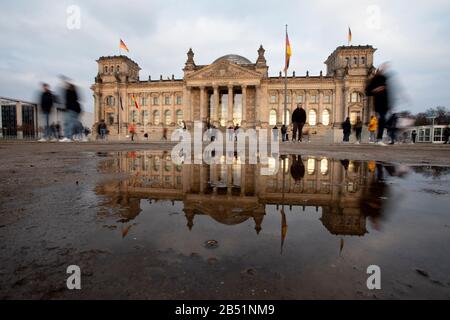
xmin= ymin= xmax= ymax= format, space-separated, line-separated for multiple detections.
xmin=38 ymin=78 xmax=86 ymax=142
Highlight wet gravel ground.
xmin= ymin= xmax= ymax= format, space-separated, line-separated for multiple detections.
xmin=0 ymin=141 xmax=449 ymax=299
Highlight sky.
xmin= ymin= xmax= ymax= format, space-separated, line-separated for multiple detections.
xmin=1 ymin=0 xmax=449 ymax=114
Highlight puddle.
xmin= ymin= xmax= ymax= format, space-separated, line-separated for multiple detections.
xmin=90 ymin=151 xmax=450 ymax=298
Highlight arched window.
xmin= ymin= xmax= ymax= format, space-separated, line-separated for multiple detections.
xmin=269 ymin=109 xmax=277 ymax=126
xmin=104 ymin=66 xmax=108 ymax=73
xmin=353 ymin=57 xmax=358 ymax=65
xmin=153 ymin=110 xmax=160 ymax=125
xmin=308 ymin=109 xmax=317 ymax=126
xmin=322 ymin=109 xmax=330 ymax=126
xmin=164 ymin=110 xmax=171 ymax=126
xmin=350 ymin=92 xmax=362 ymax=103
xmin=361 ymin=57 xmax=366 ymax=65
xmin=116 ymin=65 xmax=120 ymax=73
xmin=282 ymin=109 xmax=291 ymax=125
xmin=106 ymin=96 xmax=115 ymax=106
xmin=176 ymin=110 xmax=183 ymax=124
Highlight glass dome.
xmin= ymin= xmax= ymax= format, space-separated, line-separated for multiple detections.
xmin=213 ymin=54 xmax=252 ymax=65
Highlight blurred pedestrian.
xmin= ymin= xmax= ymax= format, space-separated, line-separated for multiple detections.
xmin=60 ymin=81 xmax=81 ymax=142
xmin=292 ymin=103 xmax=306 ymax=142
xmin=272 ymin=125 xmax=279 ymax=142
xmin=368 ymin=115 xmax=378 ymax=143
xmin=129 ymin=123 xmax=136 ymax=141
xmin=38 ymin=83 xmax=56 ymax=142
xmin=162 ymin=127 xmax=168 ymax=140
xmin=281 ymin=124 xmax=287 ymax=142
xmin=354 ymin=117 xmax=363 ymax=144
xmin=366 ymin=64 xmax=392 ymax=146
xmin=386 ymin=113 xmax=399 ymax=145
xmin=411 ymin=130 xmax=417 ymax=144
xmin=342 ymin=117 xmax=352 ymax=143
xmin=443 ymin=126 xmax=450 ymax=144
xmin=98 ymin=119 xmax=107 ymax=140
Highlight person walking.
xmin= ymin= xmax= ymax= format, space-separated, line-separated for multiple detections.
xmin=281 ymin=124 xmax=288 ymax=142
xmin=443 ymin=126 xmax=450 ymax=144
xmin=292 ymin=103 xmax=307 ymax=142
xmin=411 ymin=130 xmax=417 ymax=144
xmin=365 ymin=64 xmax=391 ymax=146
xmin=98 ymin=120 xmax=107 ymax=140
xmin=387 ymin=113 xmax=399 ymax=145
xmin=368 ymin=115 xmax=378 ymax=143
xmin=272 ymin=125 xmax=279 ymax=142
xmin=129 ymin=123 xmax=136 ymax=141
xmin=342 ymin=117 xmax=352 ymax=143
xmin=39 ymin=83 xmax=55 ymax=142
xmin=354 ymin=117 xmax=363 ymax=144
xmin=60 ymin=81 xmax=81 ymax=142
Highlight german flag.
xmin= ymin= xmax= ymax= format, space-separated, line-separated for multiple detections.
xmin=348 ymin=27 xmax=352 ymax=44
xmin=120 ymin=39 xmax=129 ymax=52
xmin=285 ymin=32 xmax=292 ymax=72
xmin=131 ymin=94 xmax=139 ymax=109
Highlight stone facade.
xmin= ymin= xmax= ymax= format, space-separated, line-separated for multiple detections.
xmin=91 ymin=45 xmax=377 ymax=141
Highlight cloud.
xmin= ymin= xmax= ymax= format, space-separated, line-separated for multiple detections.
xmin=0 ymin=0 xmax=449 ymax=114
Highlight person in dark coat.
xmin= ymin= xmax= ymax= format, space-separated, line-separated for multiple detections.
xmin=365 ymin=64 xmax=391 ymax=145
xmin=443 ymin=126 xmax=450 ymax=144
xmin=291 ymin=103 xmax=307 ymax=142
xmin=290 ymin=155 xmax=305 ymax=183
xmin=342 ymin=117 xmax=352 ymax=142
xmin=354 ymin=117 xmax=363 ymax=144
xmin=60 ymin=81 xmax=82 ymax=142
xmin=386 ymin=113 xmax=399 ymax=145
xmin=281 ymin=124 xmax=288 ymax=142
xmin=39 ymin=83 xmax=55 ymax=141
xmin=411 ymin=130 xmax=417 ymax=144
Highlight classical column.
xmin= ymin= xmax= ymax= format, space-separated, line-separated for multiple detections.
xmin=16 ymin=101 xmax=23 ymax=139
xmin=241 ymin=85 xmax=247 ymax=124
xmin=213 ymin=86 xmax=219 ymax=124
xmin=255 ymin=85 xmax=261 ymax=126
xmin=171 ymin=92 xmax=176 ymax=125
xmin=94 ymin=94 xmax=99 ymax=124
xmin=344 ymin=88 xmax=349 ymax=119
xmin=318 ymin=90 xmax=323 ymax=124
xmin=199 ymin=86 xmax=206 ymax=123
xmin=227 ymin=85 xmax=234 ymax=125
xmin=304 ymin=91 xmax=309 ymax=112
xmin=185 ymin=87 xmax=192 ymax=124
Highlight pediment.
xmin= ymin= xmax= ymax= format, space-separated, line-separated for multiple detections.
xmin=186 ymin=60 xmax=262 ymax=81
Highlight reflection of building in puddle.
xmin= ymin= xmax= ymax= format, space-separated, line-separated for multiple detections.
xmin=96 ymin=151 xmax=380 ymax=237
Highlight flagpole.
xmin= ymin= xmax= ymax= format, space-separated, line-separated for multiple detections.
xmin=284 ymin=24 xmax=288 ymax=127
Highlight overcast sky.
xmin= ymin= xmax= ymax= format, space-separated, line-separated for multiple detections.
xmin=1 ymin=0 xmax=449 ymax=114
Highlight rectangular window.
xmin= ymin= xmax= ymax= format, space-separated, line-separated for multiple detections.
xmin=286 ymin=95 xmax=291 ymax=103
xmin=164 ymin=96 xmax=171 ymax=105
xmin=270 ymin=95 xmax=277 ymax=103
xmin=153 ymin=97 xmax=159 ymax=105
xmin=296 ymin=95 xmax=304 ymax=103
xmin=310 ymin=95 xmax=318 ymax=103
xmin=324 ymin=95 xmax=331 ymax=103
xmin=176 ymin=96 xmax=182 ymax=105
